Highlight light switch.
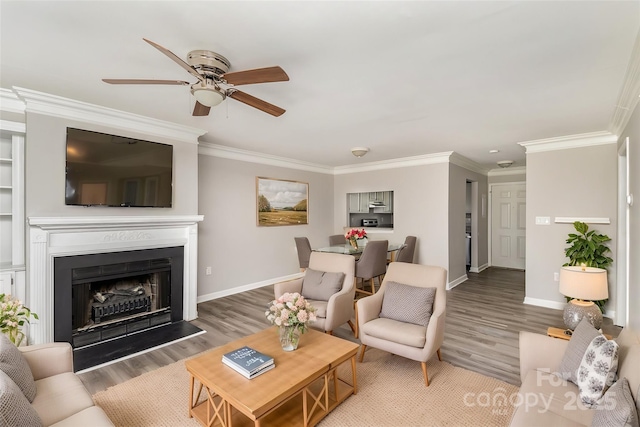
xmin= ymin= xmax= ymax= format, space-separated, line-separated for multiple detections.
xmin=535 ymin=216 xmax=551 ymax=225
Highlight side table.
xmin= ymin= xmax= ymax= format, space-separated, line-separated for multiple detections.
xmin=547 ymin=326 xmax=612 ymax=340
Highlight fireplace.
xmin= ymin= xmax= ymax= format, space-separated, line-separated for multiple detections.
xmin=53 ymin=246 xmax=184 ymax=349
xmin=26 ymin=215 xmax=204 ymax=370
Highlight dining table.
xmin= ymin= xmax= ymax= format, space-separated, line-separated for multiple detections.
xmin=313 ymin=242 xmax=404 ymax=261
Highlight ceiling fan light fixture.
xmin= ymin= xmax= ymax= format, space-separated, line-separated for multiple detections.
xmin=351 ymin=147 xmax=370 ymax=158
xmin=192 ymin=85 xmax=226 ymax=107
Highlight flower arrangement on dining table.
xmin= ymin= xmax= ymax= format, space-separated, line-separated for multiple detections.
xmin=0 ymin=294 xmax=38 ymax=347
xmin=345 ymin=228 xmax=367 ymax=249
xmin=266 ymin=292 xmax=317 ymax=350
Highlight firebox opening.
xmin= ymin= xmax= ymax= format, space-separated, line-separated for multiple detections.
xmin=71 ymin=269 xmax=173 ymax=348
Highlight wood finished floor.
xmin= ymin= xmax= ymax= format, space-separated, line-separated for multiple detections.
xmin=78 ymin=267 xmax=621 ymax=394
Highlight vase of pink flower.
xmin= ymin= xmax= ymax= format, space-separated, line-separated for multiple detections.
xmin=345 ymin=228 xmax=367 ymax=249
xmin=266 ymin=292 xmax=316 ymax=351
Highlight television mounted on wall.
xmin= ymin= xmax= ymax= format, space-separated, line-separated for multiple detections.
xmin=65 ymin=128 xmax=173 ymax=207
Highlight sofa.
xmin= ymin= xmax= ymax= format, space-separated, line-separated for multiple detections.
xmin=0 ymin=335 xmax=113 ymax=427
xmin=510 ymin=322 xmax=640 ymax=426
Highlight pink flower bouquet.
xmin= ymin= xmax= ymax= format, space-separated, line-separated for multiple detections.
xmin=265 ymin=292 xmax=317 ymax=334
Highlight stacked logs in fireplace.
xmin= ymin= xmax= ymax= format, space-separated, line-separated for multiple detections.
xmin=91 ymin=284 xmax=152 ymax=324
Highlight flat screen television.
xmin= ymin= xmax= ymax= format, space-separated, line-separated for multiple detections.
xmin=65 ymin=127 xmax=173 ymax=207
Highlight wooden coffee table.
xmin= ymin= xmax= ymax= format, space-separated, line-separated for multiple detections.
xmin=185 ymin=327 xmax=359 ymax=427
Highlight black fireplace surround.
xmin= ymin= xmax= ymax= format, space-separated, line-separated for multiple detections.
xmin=53 ymin=246 xmax=200 ymax=371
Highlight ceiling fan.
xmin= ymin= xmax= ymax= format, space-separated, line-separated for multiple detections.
xmin=102 ymin=38 xmax=289 ymax=117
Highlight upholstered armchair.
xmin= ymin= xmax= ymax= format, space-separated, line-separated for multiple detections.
xmin=357 ymin=262 xmax=447 ymax=386
xmin=274 ymin=252 xmax=356 ymax=335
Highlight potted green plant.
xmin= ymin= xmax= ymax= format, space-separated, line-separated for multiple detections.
xmin=563 ymin=221 xmax=613 ymax=312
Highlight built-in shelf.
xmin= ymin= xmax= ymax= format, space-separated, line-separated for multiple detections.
xmin=554 ymin=217 xmax=610 ymax=224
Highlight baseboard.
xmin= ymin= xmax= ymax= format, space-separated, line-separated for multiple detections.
xmin=523 ymin=297 xmax=565 ymax=311
xmin=447 ymin=274 xmax=468 ymax=290
xmin=523 ymin=297 xmax=615 ymax=319
xmin=469 ymin=263 xmax=489 ymax=273
xmin=197 ymin=272 xmax=304 ymax=303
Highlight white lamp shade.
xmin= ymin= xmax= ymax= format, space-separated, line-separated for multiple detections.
xmin=193 ymin=87 xmax=225 ymax=107
xmin=559 ymin=266 xmax=608 ymax=301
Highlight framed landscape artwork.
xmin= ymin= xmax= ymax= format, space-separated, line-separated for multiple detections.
xmin=256 ymin=177 xmax=309 ymax=226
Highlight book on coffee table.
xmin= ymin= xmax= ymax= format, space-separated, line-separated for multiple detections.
xmin=222 ymin=346 xmax=274 ymax=379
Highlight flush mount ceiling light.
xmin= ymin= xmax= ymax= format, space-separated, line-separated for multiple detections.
xmin=191 ymin=82 xmax=226 ymax=107
xmin=497 ymin=160 xmax=514 ymax=168
xmin=351 ymin=147 xmax=370 ymax=158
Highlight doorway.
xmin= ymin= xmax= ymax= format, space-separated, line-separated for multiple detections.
xmin=490 ymin=182 xmax=526 ymax=270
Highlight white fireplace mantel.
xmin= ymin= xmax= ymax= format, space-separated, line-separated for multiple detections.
xmin=27 ymin=215 xmax=203 ymax=345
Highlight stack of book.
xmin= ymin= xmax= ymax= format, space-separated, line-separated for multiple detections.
xmin=222 ymin=346 xmax=275 ymax=379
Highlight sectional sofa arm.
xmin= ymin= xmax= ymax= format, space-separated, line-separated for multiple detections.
xmin=518 ymin=331 xmax=569 ymax=383
xmin=19 ymin=342 xmax=74 ymax=380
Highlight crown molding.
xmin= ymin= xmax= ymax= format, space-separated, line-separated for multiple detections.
xmin=198 ymin=142 xmax=334 ymax=175
xmin=333 ymin=152 xmax=453 ymax=175
xmin=0 ymin=88 xmax=26 ymax=115
xmin=487 ymin=166 xmax=527 ymax=177
xmin=518 ymin=131 xmax=618 ymax=153
xmin=11 ymin=87 xmax=207 ymax=144
xmin=448 ymin=152 xmax=490 ymax=175
xmin=610 ymin=30 xmax=640 ymax=136
xmin=199 ymin=144 xmax=492 ymax=176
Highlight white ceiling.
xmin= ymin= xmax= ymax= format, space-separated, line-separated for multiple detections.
xmin=1 ymin=1 xmax=638 ymax=170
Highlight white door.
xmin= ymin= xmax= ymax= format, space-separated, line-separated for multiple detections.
xmin=491 ymin=183 xmax=526 ymax=269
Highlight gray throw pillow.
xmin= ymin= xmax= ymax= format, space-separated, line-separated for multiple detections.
xmin=558 ymin=317 xmax=601 ymax=384
xmin=301 ymin=268 xmax=345 ymax=301
xmin=0 ymin=334 xmax=37 ymax=402
xmin=0 ymin=369 xmax=43 ymax=427
xmin=379 ymin=281 xmax=436 ymax=327
xmin=577 ymin=335 xmax=619 ymax=408
xmin=591 ymin=377 xmax=639 ymax=427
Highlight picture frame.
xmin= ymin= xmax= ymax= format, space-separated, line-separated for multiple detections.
xmin=256 ymin=177 xmax=309 ymax=226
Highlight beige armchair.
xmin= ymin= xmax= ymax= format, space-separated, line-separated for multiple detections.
xmin=274 ymin=252 xmax=356 ymax=335
xmin=357 ymin=262 xmax=447 ymax=386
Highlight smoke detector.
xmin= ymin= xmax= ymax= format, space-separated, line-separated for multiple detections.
xmin=497 ymin=160 xmax=514 ymax=168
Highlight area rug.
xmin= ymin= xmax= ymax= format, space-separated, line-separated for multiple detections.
xmin=93 ymin=347 xmax=518 ymax=426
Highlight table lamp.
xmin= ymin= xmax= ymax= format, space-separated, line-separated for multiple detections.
xmin=559 ymin=266 xmax=608 ymax=330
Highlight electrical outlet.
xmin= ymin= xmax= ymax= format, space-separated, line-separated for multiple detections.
xmin=205 ymin=266 xmax=212 ymax=275
xmin=554 ymin=272 xmax=559 ymax=282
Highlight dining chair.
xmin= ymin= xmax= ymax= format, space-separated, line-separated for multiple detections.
xmin=357 ymin=262 xmax=447 ymax=386
xmin=274 ymin=252 xmax=357 ymax=336
xmin=354 ymin=240 xmax=388 ymax=296
xmin=396 ymin=236 xmax=417 ymax=263
xmin=329 ymin=234 xmax=346 ymax=246
xmin=294 ymin=237 xmax=312 ymax=271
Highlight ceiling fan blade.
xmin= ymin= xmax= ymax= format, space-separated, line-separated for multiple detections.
xmin=228 ymin=90 xmax=286 ymax=117
xmin=102 ymin=79 xmax=190 ymax=85
xmin=142 ymin=38 xmax=204 ymax=82
xmin=192 ymin=101 xmax=211 ymax=117
xmin=222 ymin=66 xmax=289 ymax=86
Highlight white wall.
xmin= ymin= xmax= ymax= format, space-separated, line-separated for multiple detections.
xmin=333 ymin=163 xmax=450 ymax=274
xmin=618 ymin=103 xmax=640 ymax=330
xmin=25 ymin=112 xmax=199 ymax=217
xmin=197 ymin=153 xmax=334 ymax=299
xmin=525 ymin=143 xmax=618 ymax=313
